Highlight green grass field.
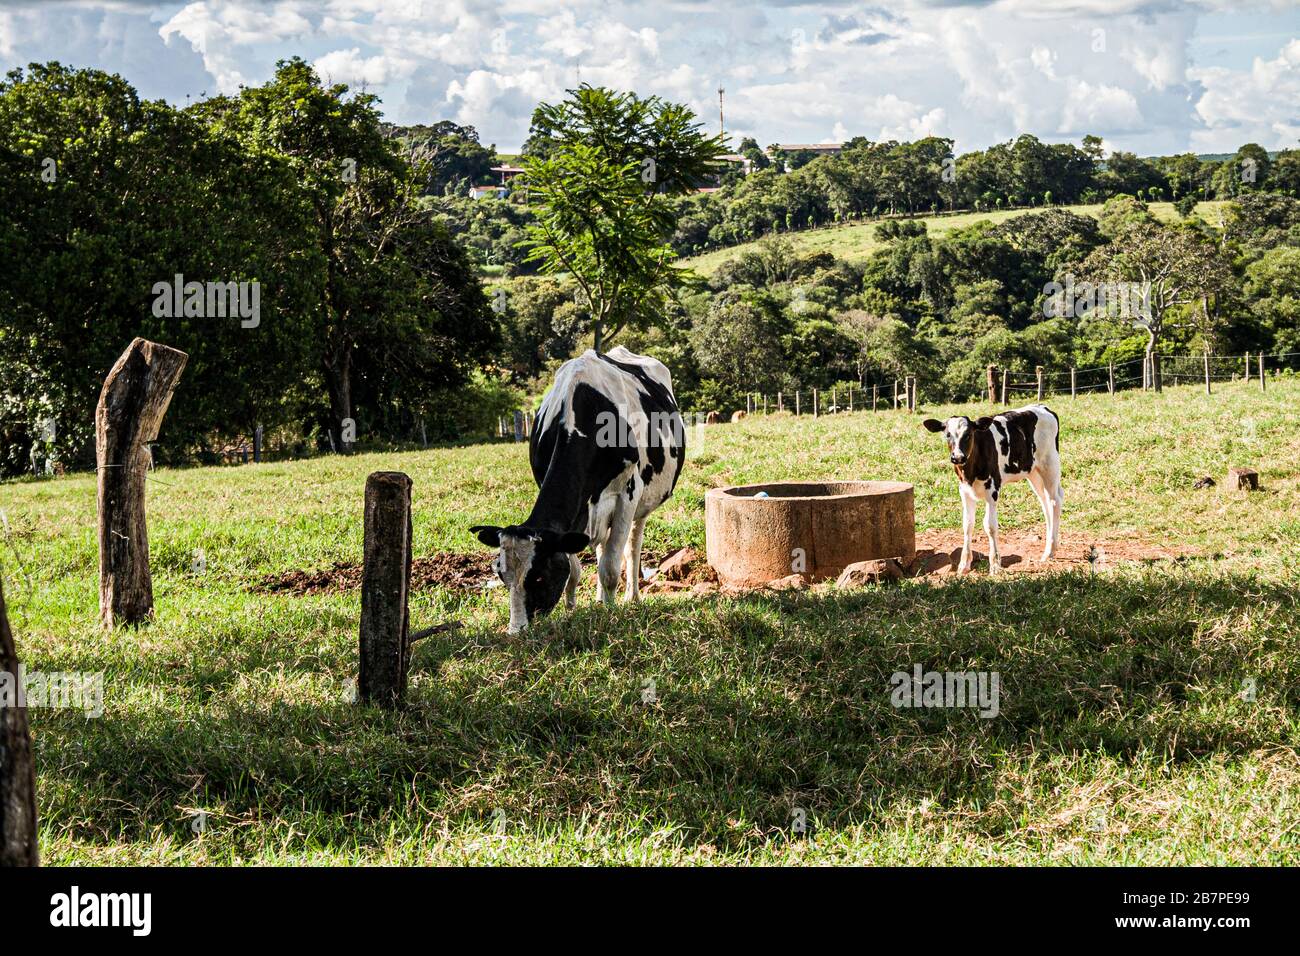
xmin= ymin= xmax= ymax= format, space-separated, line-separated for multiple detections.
xmin=2 ymin=378 xmax=1297 ymax=864
xmin=680 ymin=201 xmax=1230 ymax=276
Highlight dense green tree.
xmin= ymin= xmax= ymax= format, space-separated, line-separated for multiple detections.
xmin=521 ymin=85 xmax=725 ymax=351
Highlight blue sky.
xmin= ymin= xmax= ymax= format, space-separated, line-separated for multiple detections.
xmin=2 ymin=1 xmax=1297 ymax=155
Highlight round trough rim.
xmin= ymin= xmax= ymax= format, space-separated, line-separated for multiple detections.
xmin=707 ymin=479 xmax=914 ymax=502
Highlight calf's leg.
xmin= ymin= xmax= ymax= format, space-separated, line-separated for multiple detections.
xmin=958 ymin=485 xmax=977 ymax=573
xmin=983 ymin=494 xmax=1001 ymax=573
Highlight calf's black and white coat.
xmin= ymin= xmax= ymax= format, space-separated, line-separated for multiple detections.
xmin=923 ymin=404 xmax=1063 ymax=573
xmin=471 ymin=347 xmax=685 ymax=632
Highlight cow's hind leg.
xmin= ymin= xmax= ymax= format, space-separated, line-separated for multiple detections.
xmin=623 ymin=515 xmax=646 ymax=602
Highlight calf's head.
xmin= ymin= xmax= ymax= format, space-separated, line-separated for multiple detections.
xmin=469 ymin=525 xmax=589 ymax=633
xmin=923 ymin=415 xmax=993 ymax=466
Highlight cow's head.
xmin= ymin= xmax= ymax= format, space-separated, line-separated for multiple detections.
xmin=923 ymin=416 xmax=993 ymax=466
xmin=469 ymin=524 xmax=590 ymax=633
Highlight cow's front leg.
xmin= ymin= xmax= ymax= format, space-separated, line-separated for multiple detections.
xmin=623 ymin=516 xmax=646 ymax=602
xmin=565 ymin=553 xmax=581 ymax=609
xmin=958 ymin=485 xmax=977 ymax=573
xmin=983 ymin=493 xmax=1001 ymax=574
xmin=597 ymin=506 xmax=632 ymax=605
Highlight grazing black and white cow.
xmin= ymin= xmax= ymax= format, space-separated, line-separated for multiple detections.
xmin=470 ymin=346 xmax=685 ymax=632
xmin=922 ymin=404 xmax=1062 ymax=574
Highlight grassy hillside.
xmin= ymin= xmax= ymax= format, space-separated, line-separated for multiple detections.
xmin=2 ymin=378 xmax=1297 ymax=864
xmin=680 ymin=201 xmax=1230 ymax=276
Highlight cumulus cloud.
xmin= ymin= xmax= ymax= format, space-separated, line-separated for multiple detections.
xmin=0 ymin=0 xmax=1293 ymax=153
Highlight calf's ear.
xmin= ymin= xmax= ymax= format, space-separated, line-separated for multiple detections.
xmin=469 ymin=525 xmax=502 ymax=547
xmin=922 ymin=419 xmax=944 ymax=433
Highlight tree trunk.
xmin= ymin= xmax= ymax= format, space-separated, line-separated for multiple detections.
xmin=96 ymin=339 xmax=188 ymax=629
xmin=324 ymin=347 xmax=354 ymax=454
xmin=1 ymin=584 xmax=39 ymax=866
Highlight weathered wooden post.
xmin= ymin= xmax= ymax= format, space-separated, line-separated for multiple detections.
xmin=795 ymin=391 xmax=801 ymax=415
xmin=893 ymin=379 xmax=899 ymax=409
xmin=909 ymin=377 xmax=917 ymax=413
xmin=358 ymin=472 xmax=413 ymax=709
xmin=813 ymin=389 xmax=819 ymax=418
xmin=987 ymin=365 xmax=997 ymax=403
xmin=831 ymin=387 xmax=838 ymax=412
xmin=1153 ymin=352 xmax=1162 ymax=393
xmin=777 ymin=391 xmax=784 ymax=412
xmin=1204 ymin=351 xmax=1212 ymax=396
xmin=1259 ymin=353 xmax=1266 ymax=391
xmin=96 ymin=338 xmax=188 ymax=629
xmin=1244 ymin=352 xmax=1250 ymax=381
xmin=1227 ymin=467 xmax=1259 ymax=491
xmin=253 ymin=425 xmax=263 ymax=463
xmin=746 ymin=394 xmax=753 ymax=415
xmin=1070 ymin=367 xmax=1077 ymax=399
xmin=762 ymin=394 xmax=768 ymax=415
xmin=1108 ymin=361 xmax=1116 ymax=396
xmin=1036 ymin=366 xmax=1045 ymax=401
xmin=513 ymin=410 xmax=525 ymax=442
xmin=872 ymin=383 xmax=878 ymax=411
xmin=1000 ymin=369 xmax=1009 ymax=405
xmin=0 ymin=582 xmax=39 ymax=866
xmin=848 ymin=387 xmax=854 ymax=412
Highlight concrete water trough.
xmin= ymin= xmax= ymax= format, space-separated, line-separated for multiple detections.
xmin=705 ymin=481 xmax=915 ymax=587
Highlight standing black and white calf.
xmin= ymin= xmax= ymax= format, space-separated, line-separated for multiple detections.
xmin=471 ymin=346 xmax=685 ymax=632
xmin=922 ymin=404 xmax=1062 ymax=574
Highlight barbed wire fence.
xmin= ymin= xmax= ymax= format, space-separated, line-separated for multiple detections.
xmin=671 ymin=350 xmax=1300 ymax=429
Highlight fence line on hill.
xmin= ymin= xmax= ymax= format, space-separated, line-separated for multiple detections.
xmin=489 ymin=351 xmax=1298 ymax=441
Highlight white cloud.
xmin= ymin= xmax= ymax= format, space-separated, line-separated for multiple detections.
xmin=1192 ymin=37 xmax=1300 ymax=149
xmin=0 ymin=0 xmax=1293 ymax=153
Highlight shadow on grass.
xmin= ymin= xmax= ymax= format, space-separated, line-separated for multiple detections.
xmin=33 ymin=566 xmax=1298 ymax=850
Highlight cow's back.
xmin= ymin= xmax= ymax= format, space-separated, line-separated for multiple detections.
xmin=526 ymin=348 xmax=684 ymax=533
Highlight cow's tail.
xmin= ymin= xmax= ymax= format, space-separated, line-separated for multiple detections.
xmin=1041 ymin=404 xmax=1060 ymax=451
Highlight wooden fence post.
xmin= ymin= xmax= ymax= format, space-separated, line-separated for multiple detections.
xmin=1000 ymin=369 xmax=1009 ymax=405
xmin=513 ymin=410 xmax=524 ymax=442
xmin=1204 ymin=351 xmax=1212 ymax=396
xmin=763 ymin=394 xmax=768 ymax=415
xmin=1153 ymin=352 xmax=1162 ymax=393
xmin=872 ymin=384 xmax=878 ymax=411
xmin=359 ymin=472 xmax=413 ymax=709
xmin=1259 ymin=353 xmax=1265 ymax=391
xmin=848 ymin=387 xmax=854 ymax=412
xmin=0 ymin=582 xmax=39 ymax=866
xmin=1108 ymin=361 xmax=1115 ymax=396
xmin=1036 ymin=366 xmax=1044 ymax=401
xmin=987 ymin=365 xmax=997 ymax=403
xmin=1070 ymin=367 xmax=1077 ymax=399
xmin=96 ymin=338 xmax=188 ymax=629
xmin=831 ymin=387 xmax=838 ymax=412
xmin=893 ymin=379 xmax=899 ymax=410
xmin=777 ymin=391 xmax=784 ymax=412
xmin=1244 ymin=352 xmax=1250 ymax=381
xmin=906 ymin=376 xmax=916 ymax=413
xmin=813 ymin=389 xmax=819 ymax=418
xmin=253 ymin=425 xmax=263 ymax=463
xmin=795 ymin=391 xmax=801 ymax=415
xmin=746 ymin=394 xmax=753 ymax=415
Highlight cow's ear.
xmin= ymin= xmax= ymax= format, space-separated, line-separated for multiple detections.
xmin=545 ymin=531 xmax=590 ymax=555
xmin=974 ymin=416 xmax=994 ymax=430
xmin=922 ymin=419 xmax=944 ymax=433
xmin=469 ymin=525 xmax=502 ymax=547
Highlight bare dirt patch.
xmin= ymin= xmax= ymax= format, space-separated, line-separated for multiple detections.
xmin=256 ymin=551 xmax=494 ymax=596
xmin=913 ymin=529 xmax=1188 ymax=575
